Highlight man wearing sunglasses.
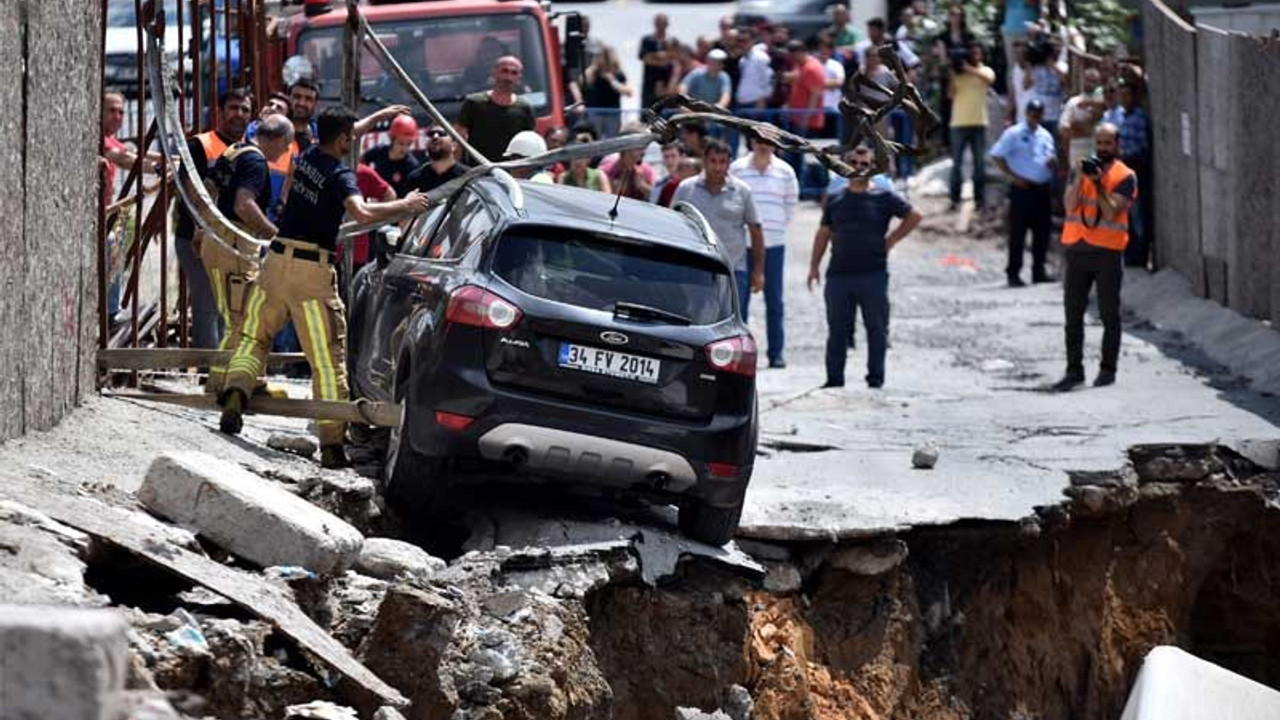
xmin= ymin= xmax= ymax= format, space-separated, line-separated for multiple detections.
xmin=808 ymin=146 xmax=922 ymax=389
xmin=407 ymin=124 xmax=468 ymax=194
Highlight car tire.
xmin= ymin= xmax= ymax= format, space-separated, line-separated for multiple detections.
xmin=678 ymin=496 xmax=745 ymax=547
xmin=384 ymin=381 xmax=450 ymax=515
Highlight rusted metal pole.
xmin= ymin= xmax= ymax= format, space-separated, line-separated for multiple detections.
xmin=223 ymin=0 xmax=233 ymax=94
xmin=131 ymin=0 xmax=146 ymax=359
xmin=158 ymin=4 xmax=170 ymax=349
xmin=192 ymin=0 xmax=203 ymax=132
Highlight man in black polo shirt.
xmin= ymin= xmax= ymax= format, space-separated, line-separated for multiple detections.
xmin=807 ymin=147 xmax=923 ymax=389
xmin=219 ymin=106 xmax=431 ymax=468
xmin=406 ymin=123 xmax=468 ymax=193
xmin=202 ymin=114 xmax=295 ymax=394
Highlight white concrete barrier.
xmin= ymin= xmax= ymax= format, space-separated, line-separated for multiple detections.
xmin=0 ymin=605 xmax=128 ymax=720
xmin=1120 ymin=646 xmax=1280 ymax=720
xmin=139 ymin=451 xmax=363 ymax=574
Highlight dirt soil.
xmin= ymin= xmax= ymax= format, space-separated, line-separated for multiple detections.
xmin=717 ymin=465 xmax=1280 ymax=720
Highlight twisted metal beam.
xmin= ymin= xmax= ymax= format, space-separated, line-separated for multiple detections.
xmin=143 ymin=5 xmax=267 ymax=257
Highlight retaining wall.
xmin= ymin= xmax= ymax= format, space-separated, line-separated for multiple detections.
xmin=1142 ymin=0 xmax=1280 ymax=326
xmin=0 ymin=0 xmax=102 ymax=439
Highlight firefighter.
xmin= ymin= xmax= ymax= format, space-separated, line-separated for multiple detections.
xmin=202 ymin=114 xmax=295 ymax=394
xmin=218 ymin=107 xmax=430 ymax=468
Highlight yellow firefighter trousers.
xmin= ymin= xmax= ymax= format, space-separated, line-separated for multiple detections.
xmin=224 ymin=238 xmax=349 ymax=447
xmin=200 ymin=232 xmax=261 ymax=394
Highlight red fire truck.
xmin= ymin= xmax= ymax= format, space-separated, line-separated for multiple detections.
xmin=273 ymin=0 xmax=581 ymax=151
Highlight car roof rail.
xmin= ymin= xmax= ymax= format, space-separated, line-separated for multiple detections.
xmin=671 ymin=201 xmax=718 ymax=249
xmin=487 ymin=167 xmax=525 ymax=214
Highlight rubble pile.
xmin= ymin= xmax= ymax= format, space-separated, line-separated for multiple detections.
xmin=2 ymin=445 xmax=1279 ymax=719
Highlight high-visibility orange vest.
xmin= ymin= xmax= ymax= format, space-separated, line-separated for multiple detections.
xmin=196 ymin=131 xmax=231 ymax=163
xmin=1062 ymin=159 xmax=1136 ymax=252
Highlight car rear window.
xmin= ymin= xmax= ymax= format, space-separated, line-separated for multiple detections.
xmin=492 ymin=230 xmax=735 ymax=325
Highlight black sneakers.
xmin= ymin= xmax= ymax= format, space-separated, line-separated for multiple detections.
xmin=219 ymin=389 xmax=246 ymax=435
xmin=1051 ymin=374 xmax=1085 ymax=392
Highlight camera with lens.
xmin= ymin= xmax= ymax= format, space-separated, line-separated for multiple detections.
xmin=1025 ymin=36 xmax=1052 ymax=65
xmin=948 ymin=46 xmax=968 ymax=73
xmin=1080 ymin=156 xmax=1103 ymax=177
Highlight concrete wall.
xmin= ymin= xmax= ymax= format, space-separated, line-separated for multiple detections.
xmin=1142 ymin=0 xmax=1280 ymax=326
xmin=0 ymin=0 xmax=102 ymax=440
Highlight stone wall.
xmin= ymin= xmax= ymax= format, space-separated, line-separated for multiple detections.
xmin=1143 ymin=0 xmax=1280 ymax=325
xmin=0 ymin=0 xmax=102 ymax=440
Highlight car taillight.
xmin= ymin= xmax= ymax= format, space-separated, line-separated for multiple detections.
xmin=434 ymin=411 xmax=475 ymax=431
xmin=708 ymin=462 xmax=739 ymax=478
xmin=705 ymin=335 xmax=757 ymax=377
xmin=446 ymin=285 xmax=522 ymax=329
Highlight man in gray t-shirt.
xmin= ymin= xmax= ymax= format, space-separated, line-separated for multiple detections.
xmin=672 ymin=138 xmax=765 ymax=319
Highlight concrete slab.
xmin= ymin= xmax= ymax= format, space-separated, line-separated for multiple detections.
xmin=1120 ymin=646 xmax=1280 ymax=720
xmin=737 ymin=200 xmax=1280 ymax=540
xmin=139 ymin=451 xmax=364 ymax=574
xmin=0 ymin=605 xmax=129 ymax=720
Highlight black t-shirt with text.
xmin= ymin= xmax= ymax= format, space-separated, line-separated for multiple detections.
xmin=820 ymin=188 xmax=914 ymax=275
xmin=211 ymin=144 xmax=271 ymax=228
xmin=277 ymin=145 xmax=361 ymax=252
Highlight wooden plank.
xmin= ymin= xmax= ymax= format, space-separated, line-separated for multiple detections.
xmin=99 ymin=347 xmax=307 ymax=370
xmin=0 ymin=474 xmax=409 ymax=709
xmin=106 ymin=390 xmax=402 ymax=428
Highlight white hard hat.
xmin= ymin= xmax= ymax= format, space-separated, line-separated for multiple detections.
xmin=503 ymin=130 xmax=547 ymax=160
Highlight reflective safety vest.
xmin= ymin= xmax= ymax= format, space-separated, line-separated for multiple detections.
xmin=1061 ymin=159 xmax=1135 ymax=252
xmin=196 ymin=131 xmax=231 ymax=163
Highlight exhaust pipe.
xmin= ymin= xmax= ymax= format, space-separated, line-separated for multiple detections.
xmin=503 ymin=445 xmax=530 ymax=468
xmin=646 ymin=471 xmax=671 ymax=491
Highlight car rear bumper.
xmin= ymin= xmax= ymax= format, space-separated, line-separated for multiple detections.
xmin=476 ymin=423 xmax=700 ymax=493
xmin=403 ymin=358 xmax=756 ymax=506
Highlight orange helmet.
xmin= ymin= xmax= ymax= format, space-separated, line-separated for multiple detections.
xmin=389 ymin=115 xmax=419 ymax=141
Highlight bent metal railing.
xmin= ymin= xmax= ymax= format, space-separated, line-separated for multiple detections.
xmin=99 ymin=0 xmax=265 ymax=380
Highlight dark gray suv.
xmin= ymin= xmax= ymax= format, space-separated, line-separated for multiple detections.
xmin=349 ymin=174 xmax=759 ymax=545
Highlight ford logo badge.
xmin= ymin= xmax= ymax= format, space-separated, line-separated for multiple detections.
xmin=600 ymin=331 xmax=629 ymax=346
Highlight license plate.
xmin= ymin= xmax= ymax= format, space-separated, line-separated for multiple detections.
xmin=558 ymin=343 xmax=661 ymax=384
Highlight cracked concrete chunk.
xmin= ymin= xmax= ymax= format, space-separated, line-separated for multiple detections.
xmin=912 ymin=442 xmax=940 ymax=469
xmin=268 ymin=433 xmax=319 ymax=458
xmin=355 ymin=537 xmax=446 ymax=581
xmin=829 ymin=539 xmax=909 ymax=576
xmin=723 ymin=684 xmax=754 ymax=720
xmin=0 ymin=605 xmax=128 ymax=720
xmin=284 ymin=700 xmax=359 ymax=719
xmin=761 ymin=561 xmax=803 ymax=594
xmin=675 ymin=709 xmax=733 ymax=720
xmin=139 ymin=451 xmax=363 ymax=574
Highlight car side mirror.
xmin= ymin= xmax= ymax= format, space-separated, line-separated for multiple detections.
xmin=373 ymin=225 xmax=402 ymax=268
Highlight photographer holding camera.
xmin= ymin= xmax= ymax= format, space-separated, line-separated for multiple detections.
xmin=1053 ymin=123 xmax=1137 ymax=392
xmin=946 ymin=42 xmax=996 ymax=212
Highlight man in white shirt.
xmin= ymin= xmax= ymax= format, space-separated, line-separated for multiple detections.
xmin=818 ymin=37 xmax=846 ymax=137
xmin=730 ymin=138 xmax=799 ymax=368
xmin=735 ymin=40 xmax=775 ymax=113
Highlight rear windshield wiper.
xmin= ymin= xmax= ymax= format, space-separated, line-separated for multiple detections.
xmin=612 ymin=302 xmax=693 ymax=326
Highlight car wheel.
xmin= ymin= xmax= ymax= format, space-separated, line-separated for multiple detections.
xmin=384 ymin=381 xmax=450 ymax=515
xmin=678 ymin=495 xmax=745 ymax=546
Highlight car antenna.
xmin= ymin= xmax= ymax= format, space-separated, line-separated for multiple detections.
xmin=607 ymin=165 xmax=631 ymax=221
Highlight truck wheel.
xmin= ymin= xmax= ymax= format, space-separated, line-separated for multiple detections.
xmin=678 ymin=497 xmax=744 ymax=547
